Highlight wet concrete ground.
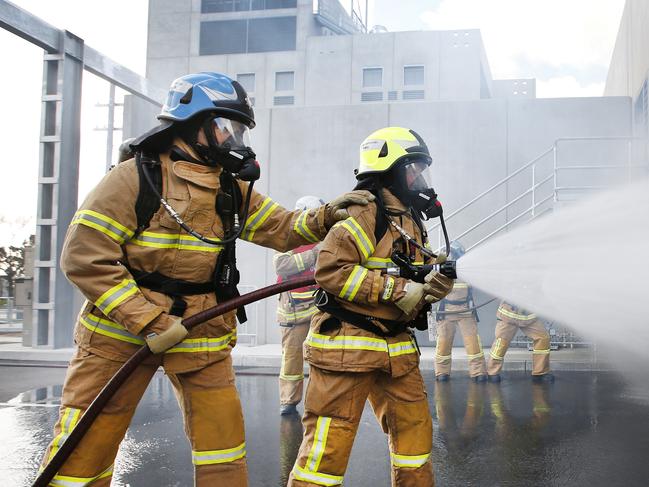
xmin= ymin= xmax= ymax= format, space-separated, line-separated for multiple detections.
xmin=1 ymin=366 xmax=649 ymax=486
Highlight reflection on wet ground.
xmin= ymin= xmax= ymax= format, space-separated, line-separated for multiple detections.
xmin=1 ymin=368 xmax=649 ymax=486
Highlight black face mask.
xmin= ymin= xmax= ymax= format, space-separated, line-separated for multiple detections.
xmin=409 ymin=187 xmax=444 ymax=220
xmin=387 ymin=158 xmax=443 ymax=220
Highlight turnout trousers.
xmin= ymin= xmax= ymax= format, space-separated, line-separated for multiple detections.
xmin=41 ymin=350 xmax=247 ymax=486
xmin=279 ymin=323 xmax=310 ymax=406
xmin=288 ymin=365 xmax=434 ymax=487
xmin=487 ymin=315 xmax=551 ymax=376
xmin=434 ymin=317 xmax=487 ymax=378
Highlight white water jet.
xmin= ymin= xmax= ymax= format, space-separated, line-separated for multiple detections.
xmin=457 ymin=177 xmax=649 ymax=368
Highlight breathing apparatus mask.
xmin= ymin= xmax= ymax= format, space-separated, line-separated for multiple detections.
xmin=387 ymin=156 xmax=443 ymax=221
xmin=191 ymin=115 xmax=260 ymax=182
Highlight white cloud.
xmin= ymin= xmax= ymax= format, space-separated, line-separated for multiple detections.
xmin=420 ymin=0 xmax=625 ymax=95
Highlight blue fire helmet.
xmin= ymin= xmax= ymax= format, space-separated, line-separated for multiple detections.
xmin=159 ymin=72 xmax=255 ymax=128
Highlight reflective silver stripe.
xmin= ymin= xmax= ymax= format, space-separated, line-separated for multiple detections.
xmin=467 ymin=351 xmax=485 ymax=359
xmin=71 ymin=210 xmax=134 ymax=244
xmin=48 ymin=407 xmax=82 ymax=461
xmin=131 ymin=231 xmax=222 ymax=252
xmin=338 ymin=217 xmax=374 ymax=259
xmin=390 ymin=451 xmax=431 ymax=468
xmin=498 ymin=307 xmax=537 ymax=320
xmin=243 ymin=198 xmax=279 ymax=241
xmin=165 ymin=332 xmax=235 ymax=353
xmin=306 ymin=416 xmax=331 ymax=471
xmin=95 ymin=279 xmax=139 ymax=315
xmin=50 ymin=465 xmax=113 ymax=486
xmin=338 ymin=265 xmax=368 ymax=301
xmin=307 ymin=332 xmax=388 ymax=352
xmin=80 ymin=314 xmax=145 ymax=345
xmin=278 ymin=305 xmax=318 ymax=321
xmin=292 ymin=465 xmax=343 ymax=486
xmin=295 ymin=252 xmax=305 ymax=271
xmin=365 ymin=257 xmax=392 ymax=269
xmin=388 ymin=340 xmax=418 ymax=357
xmin=294 ymin=210 xmax=319 ymax=243
xmin=192 ymin=442 xmax=246 ymax=465
xmin=435 ymin=353 xmax=452 ymax=360
xmin=533 ymin=349 xmax=551 ymax=355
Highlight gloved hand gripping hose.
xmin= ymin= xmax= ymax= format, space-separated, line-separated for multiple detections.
xmin=32 ymin=276 xmax=316 ymax=487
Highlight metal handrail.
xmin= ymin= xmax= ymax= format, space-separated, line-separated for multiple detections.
xmin=428 ymin=146 xmax=554 ymax=232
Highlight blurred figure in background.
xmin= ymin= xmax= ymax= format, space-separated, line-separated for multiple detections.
xmin=274 ymin=196 xmax=323 ymax=415
xmin=434 ymin=241 xmax=487 ymax=382
xmin=487 ymin=301 xmax=553 ymax=383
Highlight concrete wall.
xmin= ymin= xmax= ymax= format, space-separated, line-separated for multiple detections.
xmin=605 ymin=0 xmax=649 ymax=98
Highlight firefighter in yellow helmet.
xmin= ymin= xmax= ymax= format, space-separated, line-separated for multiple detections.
xmin=274 ymin=195 xmax=324 ymax=415
xmin=39 ymin=72 xmax=374 ymax=486
xmin=487 ymin=300 xmax=554 ymax=383
xmin=288 ymin=127 xmax=454 ymax=487
xmin=434 ymin=241 xmax=488 ymax=382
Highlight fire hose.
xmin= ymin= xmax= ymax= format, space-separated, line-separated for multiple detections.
xmin=32 ymin=276 xmax=316 ymax=487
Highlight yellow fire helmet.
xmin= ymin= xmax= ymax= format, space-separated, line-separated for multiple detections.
xmin=356 ymin=126 xmax=431 ymax=179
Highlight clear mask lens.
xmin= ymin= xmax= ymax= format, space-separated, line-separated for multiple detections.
xmin=403 ymin=160 xmax=431 ymax=191
xmin=212 ymin=117 xmax=251 ymax=149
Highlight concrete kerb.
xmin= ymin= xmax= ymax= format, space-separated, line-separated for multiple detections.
xmin=0 ymin=343 xmax=608 ymax=371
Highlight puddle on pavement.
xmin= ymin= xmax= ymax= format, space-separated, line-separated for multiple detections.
xmin=2 ymin=371 xmax=649 ymax=486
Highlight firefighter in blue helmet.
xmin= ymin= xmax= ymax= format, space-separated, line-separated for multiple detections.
xmin=39 ymin=72 xmax=373 ymax=486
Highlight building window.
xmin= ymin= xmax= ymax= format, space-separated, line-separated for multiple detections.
xmin=362 ymin=68 xmax=383 ymax=88
xmin=200 ymin=17 xmax=296 ymax=55
xmin=275 ymin=71 xmax=295 ymax=91
xmin=202 ymin=0 xmax=296 ymax=12
xmin=404 ymin=65 xmax=424 ymax=86
xmin=237 ymin=73 xmax=256 ymax=93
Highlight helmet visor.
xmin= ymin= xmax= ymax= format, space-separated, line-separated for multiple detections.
xmin=212 ymin=117 xmax=251 ymax=149
xmin=402 ymin=160 xmax=431 ymax=191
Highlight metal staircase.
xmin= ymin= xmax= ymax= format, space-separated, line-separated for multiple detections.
xmin=428 ymin=136 xmax=648 ymax=252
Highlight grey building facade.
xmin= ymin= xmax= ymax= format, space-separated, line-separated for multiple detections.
xmin=124 ymin=0 xmax=638 ymax=346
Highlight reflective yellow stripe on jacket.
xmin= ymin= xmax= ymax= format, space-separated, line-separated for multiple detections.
xmin=338 ymin=265 xmax=368 ymax=301
xmin=307 ymin=332 xmax=417 ymax=357
xmin=80 ymin=312 xmax=236 ymax=352
xmin=337 ymin=217 xmax=374 ymax=260
xmin=131 ymin=231 xmax=222 ymax=253
xmin=71 ymin=209 xmax=134 ymax=244
xmin=243 ymin=197 xmax=279 ymax=241
xmin=278 ymin=305 xmax=318 ymax=322
xmin=94 ymin=279 xmax=138 ymax=315
xmin=294 ymin=210 xmax=320 ymax=243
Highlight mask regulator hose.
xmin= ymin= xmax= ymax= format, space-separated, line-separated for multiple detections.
xmin=137 ymin=152 xmax=255 ymax=246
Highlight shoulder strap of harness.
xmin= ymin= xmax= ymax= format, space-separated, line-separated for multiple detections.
xmin=134 ymin=154 xmax=162 ymax=234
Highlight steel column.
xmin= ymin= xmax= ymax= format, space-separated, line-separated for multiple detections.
xmin=32 ymin=31 xmax=84 ymax=348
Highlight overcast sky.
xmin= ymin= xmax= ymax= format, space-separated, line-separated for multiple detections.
xmin=0 ymin=0 xmax=627 ymax=246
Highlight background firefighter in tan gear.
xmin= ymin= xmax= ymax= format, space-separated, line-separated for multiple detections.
xmin=434 ymin=240 xmax=487 ymax=382
xmin=274 ymin=195 xmax=324 ymax=415
xmin=39 ymin=72 xmax=374 ymax=487
xmin=288 ymin=127 xmax=454 ymax=487
xmin=487 ymin=301 xmax=554 ymax=383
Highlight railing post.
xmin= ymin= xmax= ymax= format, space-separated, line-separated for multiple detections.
xmin=627 ymin=139 xmax=632 ymax=184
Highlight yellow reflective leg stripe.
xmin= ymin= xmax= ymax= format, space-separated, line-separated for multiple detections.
xmin=165 ymin=331 xmax=236 ymax=353
xmin=294 ymin=252 xmax=305 ymax=271
xmin=490 ymin=338 xmax=505 ymax=360
xmin=293 ymin=210 xmax=320 ymax=243
xmin=48 ymin=407 xmax=82 ymax=462
xmin=307 ymin=331 xmax=389 ymax=352
xmin=435 ymin=352 xmax=452 ymax=361
xmin=131 ymin=231 xmax=222 ymax=253
xmin=71 ymin=209 xmax=134 ymax=244
xmin=192 ymin=442 xmax=246 ymax=465
xmin=338 ymin=265 xmax=368 ymax=301
xmin=94 ymin=279 xmax=138 ymax=315
xmin=388 ymin=339 xmax=418 ymax=357
xmin=292 ymin=465 xmax=343 ymax=486
xmin=49 ymin=464 xmax=113 ymax=486
xmin=80 ymin=314 xmax=145 ymax=345
xmin=306 ymin=416 xmax=332 ymax=472
xmin=467 ymin=351 xmax=485 ymax=359
xmin=390 ymin=451 xmax=431 ymax=468
xmin=243 ymin=197 xmax=279 ymax=241
xmin=533 ymin=349 xmax=551 ymax=355
xmin=338 ymin=217 xmax=374 ymax=260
